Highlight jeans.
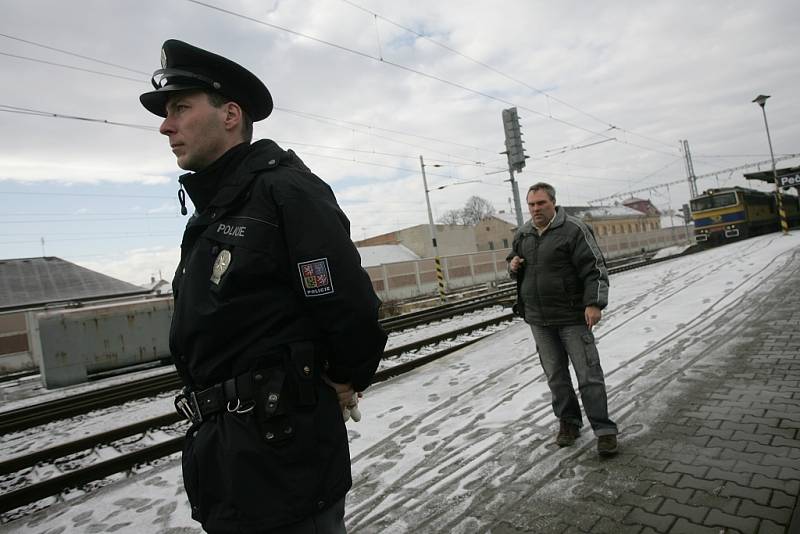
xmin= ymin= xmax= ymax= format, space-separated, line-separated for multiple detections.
xmin=530 ymin=323 xmax=617 ymax=436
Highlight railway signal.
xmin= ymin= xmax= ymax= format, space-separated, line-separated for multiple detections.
xmin=501 ymin=107 xmax=528 ymax=227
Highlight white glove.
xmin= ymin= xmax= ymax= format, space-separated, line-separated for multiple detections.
xmin=343 ymin=392 xmax=362 ymax=423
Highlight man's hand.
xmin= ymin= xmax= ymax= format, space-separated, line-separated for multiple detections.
xmin=325 ymin=377 xmax=354 ymax=409
xmin=509 ymin=255 xmax=525 ymax=273
xmin=324 ymin=376 xmax=362 ymax=422
xmin=585 ymin=305 xmax=602 ymax=330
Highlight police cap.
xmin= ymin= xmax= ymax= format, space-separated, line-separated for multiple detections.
xmin=139 ymin=39 xmax=272 ymax=121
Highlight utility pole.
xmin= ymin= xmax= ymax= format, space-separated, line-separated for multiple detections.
xmin=419 ymin=155 xmax=447 ymax=301
xmin=501 ymin=107 xmax=528 ymax=227
xmin=752 ymin=94 xmax=788 ymax=235
xmin=507 ymin=170 xmax=523 ymax=228
xmin=680 ymin=140 xmax=698 ymax=198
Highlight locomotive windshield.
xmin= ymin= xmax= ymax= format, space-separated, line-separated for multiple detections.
xmin=690 ymin=192 xmax=738 ymax=212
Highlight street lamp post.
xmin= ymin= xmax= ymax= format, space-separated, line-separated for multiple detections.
xmin=419 ymin=155 xmax=447 ymax=301
xmin=752 ymin=94 xmax=789 ymax=235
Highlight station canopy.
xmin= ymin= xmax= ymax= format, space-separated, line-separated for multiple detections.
xmin=744 ymin=165 xmax=800 ymax=189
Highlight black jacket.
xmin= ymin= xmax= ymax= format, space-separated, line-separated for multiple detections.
xmin=171 ymin=140 xmax=387 ymax=532
xmin=508 ymin=207 xmax=609 ymax=326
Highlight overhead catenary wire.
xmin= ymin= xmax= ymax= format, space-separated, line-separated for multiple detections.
xmin=589 ymin=153 xmax=800 ymax=204
xmin=0 ymin=32 xmax=150 ymax=75
xmin=339 ymin=0 xmax=678 ymax=151
xmin=2 ymin=26 xmax=676 ymax=173
xmin=0 ymin=104 xmax=490 ymax=168
xmin=0 ymin=51 xmax=144 ymax=83
xmin=0 ymin=232 xmax=178 ymax=245
xmin=0 ymin=35 xmax=494 ymax=161
xmin=184 ymin=0 xmax=680 ymax=159
xmin=275 ymin=107 xmax=492 ymax=159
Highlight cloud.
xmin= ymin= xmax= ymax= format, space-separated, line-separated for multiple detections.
xmin=0 ymin=157 xmax=172 ymax=184
xmin=77 ymin=246 xmax=180 ymax=286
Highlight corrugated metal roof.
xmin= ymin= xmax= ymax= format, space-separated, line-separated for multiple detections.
xmin=0 ymin=257 xmax=150 ymax=312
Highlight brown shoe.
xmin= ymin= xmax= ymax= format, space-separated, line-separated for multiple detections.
xmin=597 ymin=434 xmax=618 ymax=457
xmin=556 ymin=420 xmax=580 ymax=447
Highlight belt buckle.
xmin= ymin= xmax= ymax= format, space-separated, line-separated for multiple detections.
xmin=174 ymin=390 xmax=203 ymax=424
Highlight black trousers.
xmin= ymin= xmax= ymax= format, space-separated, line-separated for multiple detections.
xmin=206 ymin=497 xmax=347 ymax=534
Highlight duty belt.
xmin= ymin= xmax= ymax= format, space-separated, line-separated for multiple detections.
xmin=173 ymin=341 xmax=317 ymax=425
xmin=174 ymin=368 xmax=285 ymax=425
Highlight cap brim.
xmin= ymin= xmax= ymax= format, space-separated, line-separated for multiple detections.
xmin=139 ymin=83 xmax=207 ymax=118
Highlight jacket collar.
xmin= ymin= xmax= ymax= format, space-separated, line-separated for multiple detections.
xmin=206 ymin=139 xmax=285 ymax=209
xmin=183 ymin=139 xmax=286 ymax=214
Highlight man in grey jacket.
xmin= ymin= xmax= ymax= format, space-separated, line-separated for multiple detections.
xmin=508 ymin=182 xmax=618 ymax=456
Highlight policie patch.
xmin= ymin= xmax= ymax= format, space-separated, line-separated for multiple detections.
xmin=298 ymin=258 xmax=334 ymax=297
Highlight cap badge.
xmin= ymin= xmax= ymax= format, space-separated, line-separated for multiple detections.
xmin=211 ymin=249 xmax=232 ymax=285
xmin=160 ymin=47 xmax=167 ymax=68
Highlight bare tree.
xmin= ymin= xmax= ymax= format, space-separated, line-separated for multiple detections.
xmin=438 ymin=209 xmax=463 ymax=225
xmin=436 ymin=196 xmax=496 ymax=225
xmin=461 ymin=196 xmax=496 ymax=225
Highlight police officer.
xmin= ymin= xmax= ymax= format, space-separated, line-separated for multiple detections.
xmin=140 ymin=40 xmax=387 ymax=533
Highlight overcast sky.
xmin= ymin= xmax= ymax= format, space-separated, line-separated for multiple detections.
xmin=1 ymin=0 xmax=797 ymax=285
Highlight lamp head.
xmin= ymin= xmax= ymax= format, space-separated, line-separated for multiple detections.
xmin=752 ymin=94 xmax=770 ymax=107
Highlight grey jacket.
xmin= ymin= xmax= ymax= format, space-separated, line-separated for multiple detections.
xmin=508 ymin=206 xmax=609 ymax=326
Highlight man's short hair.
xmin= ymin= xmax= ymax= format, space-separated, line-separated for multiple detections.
xmin=528 ymin=182 xmax=556 ymax=203
xmin=205 ymin=90 xmax=253 ymax=143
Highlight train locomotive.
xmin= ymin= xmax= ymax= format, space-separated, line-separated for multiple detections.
xmin=691 ymin=186 xmax=800 ymax=244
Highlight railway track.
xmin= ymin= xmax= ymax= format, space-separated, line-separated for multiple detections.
xmin=0 ymin=312 xmax=513 ymax=515
xmin=0 ymin=288 xmax=516 ymax=436
xmin=0 ymin=248 xmax=696 ymax=518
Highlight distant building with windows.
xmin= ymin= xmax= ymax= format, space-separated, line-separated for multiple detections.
xmin=566 ymin=205 xmax=661 ymax=239
xmin=357 ymin=200 xmax=682 ymax=268
xmin=354 ymin=224 xmax=476 ymax=259
xmin=475 ymin=211 xmax=519 ymax=251
xmin=622 ymin=197 xmax=661 ymax=216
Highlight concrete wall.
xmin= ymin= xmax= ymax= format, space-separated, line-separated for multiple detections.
xmin=366 ymin=249 xmax=510 ymax=302
xmin=32 ymin=297 xmax=173 ymax=388
xmin=396 ymin=225 xmax=477 ymax=258
xmin=365 ymin=226 xmax=692 ymax=302
xmin=475 ymin=218 xmax=516 ymax=251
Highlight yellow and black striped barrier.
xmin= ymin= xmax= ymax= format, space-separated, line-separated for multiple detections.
xmin=777 ymin=193 xmax=789 ymax=234
xmin=434 ymin=256 xmax=446 ymax=301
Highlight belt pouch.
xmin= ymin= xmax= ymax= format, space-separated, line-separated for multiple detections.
xmin=253 ymin=367 xmax=292 ymax=444
xmin=289 ymin=341 xmax=317 ymax=407
xmin=254 ymin=368 xmax=286 ymax=422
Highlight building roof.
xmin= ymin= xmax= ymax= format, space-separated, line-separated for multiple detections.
xmin=0 ymin=256 xmax=150 ymax=312
xmin=565 ymin=205 xmax=646 ymax=219
xmin=357 ymin=244 xmax=421 ymax=267
xmin=486 ymin=211 xmax=520 ymax=226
